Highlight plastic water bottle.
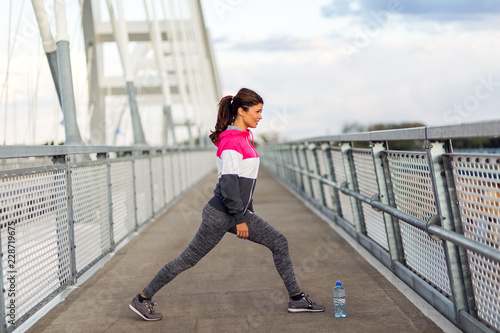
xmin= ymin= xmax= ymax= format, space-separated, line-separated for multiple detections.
xmin=333 ymin=281 xmax=346 ymax=318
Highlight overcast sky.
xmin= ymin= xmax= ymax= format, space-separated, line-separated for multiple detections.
xmin=200 ymin=0 xmax=500 ymax=141
xmin=1 ymin=1 xmax=499 ymax=144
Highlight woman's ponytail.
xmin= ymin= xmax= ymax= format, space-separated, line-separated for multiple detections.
xmin=209 ymin=95 xmax=235 ymax=144
xmin=209 ymin=88 xmax=264 ymax=145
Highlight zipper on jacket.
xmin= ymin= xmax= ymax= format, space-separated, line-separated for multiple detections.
xmin=243 ymin=178 xmax=256 ymax=214
xmin=243 ymin=133 xmax=258 ymax=214
xmin=246 ymin=133 xmax=257 ymax=157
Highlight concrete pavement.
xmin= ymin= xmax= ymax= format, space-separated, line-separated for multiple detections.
xmin=26 ymin=168 xmax=452 ymax=333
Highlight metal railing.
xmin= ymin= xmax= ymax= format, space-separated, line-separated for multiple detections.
xmin=0 ymin=145 xmax=215 ymax=332
xmin=259 ymin=120 xmax=500 ymax=333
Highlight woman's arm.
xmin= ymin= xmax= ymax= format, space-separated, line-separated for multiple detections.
xmin=219 ymin=149 xmax=245 ymax=225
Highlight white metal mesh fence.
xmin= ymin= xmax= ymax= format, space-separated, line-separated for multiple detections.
xmin=1 ymin=167 xmax=70 ymax=326
xmin=110 ymin=160 xmax=135 ymax=244
xmin=152 ymin=156 xmax=166 ymax=214
xmin=305 ymin=148 xmax=323 ymax=204
xmin=0 ymin=148 xmax=215 ymax=330
xmin=163 ymin=155 xmax=174 ymax=204
xmin=291 ymin=147 xmax=302 ymax=190
xmin=71 ymin=162 xmax=111 ymax=274
xmin=330 ymin=149 xmax=354 ymax=225
xmin=387 ymin=152 xmax=452 ymax=295
xmin=172 ymin=153 xmax=182 ymax=198
xmin=186 ymin=152 xmax=194 ymax=188
xmin=284 ymin=149 xmax=297 ymax=187
xmin=450 ymin=154 xmax=500 ymax=330
xmin=297 ymin=147 xmax=312 ymax=197
xmin=179 ymin=152 xmax=187 ymax=194
xmin=194 ymin=152 xmax=203 ymax=184
xmin=352 ymin=149 xmax=389 ymax=251
xmin=183 ymin=152 xmax=190 ymax=190
xmin=316 ymin=148 xmax=335 ymax=211
xmin=134 ymin=158 xmax=153 ymax=226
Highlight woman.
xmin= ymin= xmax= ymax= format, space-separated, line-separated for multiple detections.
xmin=129 ymin=88 xmax=324 ymax=321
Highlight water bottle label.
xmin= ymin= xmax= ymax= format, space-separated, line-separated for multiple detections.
xmin=334 ymin=298 xmax=346 ymax=317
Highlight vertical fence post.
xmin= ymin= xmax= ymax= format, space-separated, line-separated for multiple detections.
xmin=442 ymin=154 xmax=476 ymax=317
xmin=341 ymin=142 xmax=366 ymax=236
xmin=322 ymin=144 xmax=343 ymax=218
xmin=426 ymin=139 xmax=470 ymax=322
xmin=64 ymin=155 xmax=77 ymax=284
xmin=371 ymin=141 xmax=404 ymax=264
xmin=99 ymin=152 xmax=115 ymax=252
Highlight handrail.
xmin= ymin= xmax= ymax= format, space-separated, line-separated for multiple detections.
xmin=259 ymin=122 xmax=500 ymax=333
xmin=282 ymin=119 xmax=500 ymax=144
xmin=274 ymin=159 xmax=500 ymax=264
xmin=0 ymin=145 xmax=214 ymax=159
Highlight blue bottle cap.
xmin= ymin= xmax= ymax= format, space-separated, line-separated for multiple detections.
xmin=336 ymin=281 xmax=341 ymax=286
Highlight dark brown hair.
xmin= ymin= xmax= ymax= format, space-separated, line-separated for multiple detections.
xmin=209 ymin=88 xmax=263 ymax=144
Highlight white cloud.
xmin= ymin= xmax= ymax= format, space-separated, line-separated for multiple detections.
xmin=321 ymin=0 xmax=500 ymax=19
xmin=202 ymin=1 xmax=500 ymax=141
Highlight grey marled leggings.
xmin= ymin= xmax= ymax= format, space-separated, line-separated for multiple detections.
xmin=142 ymin=203 xmax=301 ymax=298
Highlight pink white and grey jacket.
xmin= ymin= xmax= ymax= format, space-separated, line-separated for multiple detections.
xmin=208 ymin=125 xmax=260 ymax=225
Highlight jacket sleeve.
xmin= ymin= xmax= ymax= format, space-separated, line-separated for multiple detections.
xmin=247 ymin=200 xmax=254 ymax=213
xmin=219 ymin=149 xmax=245 ymax=224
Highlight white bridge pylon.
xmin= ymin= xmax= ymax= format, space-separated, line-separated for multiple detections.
xmin=32 ymin=0 xmax=221 ymax=146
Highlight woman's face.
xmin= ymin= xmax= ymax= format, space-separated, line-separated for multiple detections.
xmin=240 ymin=103 xmax=263 ymax=129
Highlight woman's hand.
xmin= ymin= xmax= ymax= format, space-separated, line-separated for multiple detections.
xmin=236 ymin=223 xmax=249 ymax=239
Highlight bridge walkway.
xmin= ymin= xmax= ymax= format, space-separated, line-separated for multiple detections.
xmin=26 ymin=168 xmax=457 ymax=333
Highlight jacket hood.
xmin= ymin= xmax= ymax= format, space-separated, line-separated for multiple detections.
xmin=216 ymin=127 xmax=253 ymax=147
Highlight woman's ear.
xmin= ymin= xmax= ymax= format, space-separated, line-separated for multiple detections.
xmin=237 ymin=107 xmax=245 ymax=117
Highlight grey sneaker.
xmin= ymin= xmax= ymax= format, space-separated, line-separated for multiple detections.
xmin=129 ymin=294 xmax=162 ymax=321
xmin=288 ymin=294 xmax=325 ymax=313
